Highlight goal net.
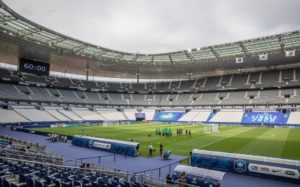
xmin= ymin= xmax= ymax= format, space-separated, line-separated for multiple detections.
xmin=102 ymin=120 xmax=125 ymax=127
xmin=204 ymin=124 xmax=219 ymax=133
xmin=102 ymin=120 xmax=116 ymax=127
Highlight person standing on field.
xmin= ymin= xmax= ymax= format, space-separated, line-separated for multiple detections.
xmin=159 ymin=144 xmax=163 ymax=156
xmin=149 ymin=144 xmax=153 ymax=157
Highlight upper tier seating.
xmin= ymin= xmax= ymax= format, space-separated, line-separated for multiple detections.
xmin=0 ymin=83 xmax=30 ymax=100
xmin=1 ymin=82 xmax=300 ymax=106
xmin=1 ymin=68 xmax=300 ymax=93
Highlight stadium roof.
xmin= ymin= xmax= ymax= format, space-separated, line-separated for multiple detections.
xmin=0 ymin=0 xmax=300 ymax=66
xmin=0 ymin=0 xmax=300 ymax=80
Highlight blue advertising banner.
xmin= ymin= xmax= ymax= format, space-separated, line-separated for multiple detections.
xmin=191 ymin=151 xmax=300 ymax=184
xmin=72 ymin=135 xmax=139 ymax=156
xmin=154 ymin=112 xmax=185 ymax=122
xmin=241 ymin=112 xmax=289 ymax=125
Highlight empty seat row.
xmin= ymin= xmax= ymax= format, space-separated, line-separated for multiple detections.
xmin=1 ymin=82 xmax=299 ymax=106
xmin=1 ymin=68 xmax=300 ymax=93
xmin=0 ymin=158 xmax=146 ymax=187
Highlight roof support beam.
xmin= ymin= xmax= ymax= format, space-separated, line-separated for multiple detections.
xmin=131 ymin=54 xmax=138 ymax=63
xmin=168 ymin=54 xmax=174 ymax=64
xmin=0 ymin=15 xmax=17 ymax=23
xmin=95 ymin=51 xmax=106 ymax=59
xmin=184 ymin=51 xmax=194 ymax=63
xmin=73 ymin=44 xmax=88 ymax=54
xmin=17 ymin=27 xmax=40 ymax=37
xmin=114 ymin=53 xmax=124 ymax=62
xmin=278 ymin=35 xmax=285 ymax=52
xmin=47 ymin=37 xmax=65 ymax=47
xmin=239 ymin=42 xmax=249 ymax=56
xmin=115 ymin=53 xmax=125 ymax=62
xmin=209 ymin=47 xmax=220 ymax=59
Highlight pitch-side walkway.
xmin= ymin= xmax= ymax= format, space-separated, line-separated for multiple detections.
xmin=0 ymin=127 xmax=299 ymax=187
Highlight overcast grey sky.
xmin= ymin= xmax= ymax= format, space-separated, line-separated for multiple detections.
xmin=3 ymin=0 xmax=300 ymax=54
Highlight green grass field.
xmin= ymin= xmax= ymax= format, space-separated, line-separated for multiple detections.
xmin=32 ymin=123 xmax=300 ymax=160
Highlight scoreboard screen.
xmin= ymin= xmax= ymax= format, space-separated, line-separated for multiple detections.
xmin=135 ymin=113 xmax=145 ymax=119
xmin=19 ymin=58 xmax=50 ymax=76
xmin=135 ymin=113 xmax=145 ymax=121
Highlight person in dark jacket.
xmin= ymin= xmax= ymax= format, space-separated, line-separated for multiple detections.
xmin=166 ymin=173 xmax=173 ymax=185
xmin=159 ymin=144 xmax=163 ymax=156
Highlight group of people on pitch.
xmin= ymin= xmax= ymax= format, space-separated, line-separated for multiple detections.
xmin=176 ymin=128 xmax=192 ymax=136
xmin=48 ymin=134 xmax=68 ymax=143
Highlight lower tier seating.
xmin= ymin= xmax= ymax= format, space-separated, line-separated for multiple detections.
xmin=0 ymin=158 xmax=146 ymax=187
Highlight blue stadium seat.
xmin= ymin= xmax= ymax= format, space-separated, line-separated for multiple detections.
xmin=11 ymin=182 xmax=27 ymax=187
xmin=3 ymin=179 xmax=11 ymax=187
xmin=45 ymin=183 xmax=57 ymax=187
xmin=83 ymin=178 xmax=92 ymax=186
xmin=18 ymin=174 xmax=28 ymax=183
xmin=0 ymin=159 xmax=146 ymax=187
xmin=26 ymin=177 xmax=35 ymax=187
xmin=61 ymin=179 xmax=72 ymax=187
xmin=53 ymin=179 xmax=61 ymax=187
xmin=35 ymin=180 xmax=44 ymax=187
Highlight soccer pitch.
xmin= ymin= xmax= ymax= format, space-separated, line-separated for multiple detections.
xmin=32 ymin=123 xmax=300 ymax=160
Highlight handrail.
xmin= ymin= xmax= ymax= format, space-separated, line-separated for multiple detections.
xmin=0 ymin=156 xmax=199 ymax=187
xmin=74 ymin=154 xmax=114 ymax=161
xmin=134 ymin=157 xmax=188 ymax=175
xmin=0 ymin=147 xmax=63 ymax=160
xmin=0 ymin=155 xmax=198 ymax=186
xmin=0 ymin=134 xmax=46 ymax=150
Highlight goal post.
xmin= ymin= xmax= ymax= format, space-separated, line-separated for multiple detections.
xmin=102 ymin=120 xmax=123 ymax=127
xmin=204 ymin=123 xmax=219 ymax=133
xmin=103 ymin=120 xmax=115 ymax=127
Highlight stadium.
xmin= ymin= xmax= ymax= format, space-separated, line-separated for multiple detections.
xmin=0 ymin=0 xmax=300 ymax=187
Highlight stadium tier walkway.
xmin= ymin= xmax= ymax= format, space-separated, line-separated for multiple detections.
xmin=0 ymin=127 xmax=299 ymax=187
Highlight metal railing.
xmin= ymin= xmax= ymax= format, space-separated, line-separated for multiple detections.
xmin=0 ymin=134 xmax=46 ymax=151
xmin=0 ymin=156 xmax=200 ymax=187
xmin=73 ymin=154 xmax=116 ymax=167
